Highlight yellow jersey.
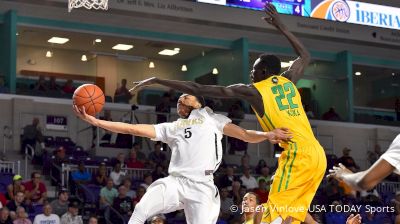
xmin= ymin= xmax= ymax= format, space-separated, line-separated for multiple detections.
xmin=252 ymin=76 xmax=317 ymax=146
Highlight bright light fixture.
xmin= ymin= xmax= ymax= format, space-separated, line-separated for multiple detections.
xmin=95 ymin=39 xmax=102 ymax=43
xmin=149 ymin=61 xmax=155 ymax=68
xmin=181 ymin=65 xmax=187 ymax=72
xmin=46 ymin=51 xmax=53 ymax=58
xmin=212 ymin=68 xmax=219 ymax=75
xmin=159 ymin=48 xmax=180 ymax=56
xmin=48 ymin=37 xmax=69 ymax=44
xmin=81 ymin=55 xmax=87 ymax=62
xmin=355 ymin=72 xmax=362 ymax=76
xmin=392 ymin=73 xmax=395 ymax=76
xmin=112 ymin=44 xmax=133 ymax=51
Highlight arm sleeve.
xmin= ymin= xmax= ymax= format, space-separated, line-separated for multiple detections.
xmin=380 ymin=135 xmax=400 ymax=175
xmin=151 ymin=122 xmax=174 ymax=143
xmin=210 ymin=113 xmax=232 ymax=134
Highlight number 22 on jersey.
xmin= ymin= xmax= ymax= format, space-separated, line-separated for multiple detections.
xmin=271 ymin=82 xmax=301 ymax=117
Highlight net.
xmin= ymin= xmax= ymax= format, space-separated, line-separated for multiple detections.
xmin=68 ymin=0 xmax=108 ymax=12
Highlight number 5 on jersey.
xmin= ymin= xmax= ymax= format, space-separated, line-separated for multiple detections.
xmin=184 ymin=127 xmax=192 ymax=139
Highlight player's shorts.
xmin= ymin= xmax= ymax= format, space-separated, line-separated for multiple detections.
xmin=261 ymin=141 xmax=327 ymax=224
xmin=129 ymin=175 xmax=220 ymax=224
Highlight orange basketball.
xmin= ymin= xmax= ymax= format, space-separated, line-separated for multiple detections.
xmin=73 ymin=84 xmax=105 ymax=116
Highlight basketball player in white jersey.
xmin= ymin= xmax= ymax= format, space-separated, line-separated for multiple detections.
xmin=328 ymin=134 xmax=400 ymax=190
xmin=73 ymin=94 xmax=292 ymax=224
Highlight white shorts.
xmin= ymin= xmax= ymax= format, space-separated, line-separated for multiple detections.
xmin=129 ymin=175 xmax=220 ymax=224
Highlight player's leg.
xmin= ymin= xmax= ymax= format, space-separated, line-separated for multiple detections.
xmin=128 ymin=176 xmax=181 ymax=224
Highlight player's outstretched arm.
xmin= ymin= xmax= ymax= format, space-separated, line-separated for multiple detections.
xmin=263 ymin=3 xmax=310 ymax=84
xmin=73 ymin=105 xmax=156 ymax=139
xmin=222 ymin=123 xmax=292 ymax=144
xmin=327 ymin=159 xmax=394 ymax=191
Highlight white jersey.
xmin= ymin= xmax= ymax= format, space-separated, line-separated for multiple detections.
xmin=152 ymin=107 xmax=231 ymax=182
xmin=380 ymin=134 xmax=400 ymax=175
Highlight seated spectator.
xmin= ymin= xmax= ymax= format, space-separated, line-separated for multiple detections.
xmin=218 ymin=166 xmax=239 ymax=190
xmin=151 ymin=165 xmax=167 ymax=182
xmin=122 ymin=178 xmax=136 ymax=199
xmin=133 ymin=186 xmax=146 ymax=207
xmin=47 ymin=77 xmax=60 ymax=92
xmin=367 ymin=144 xmax=382 ymax=166
xmin=93 ymin=163 xmax=108 ymax=186
xmin=12 ymin=206 xmax=31 ymax=224
xmin=60 ymin=200 xmax=82 ymax=224
xmin=49 ymin=189 xmax=69 ymax=217
xmin=322 ymin=107 xmax=341 ymax=121
xmin=100 ymin=179 xmax=118 ymax=209
xmin=7 ymin=175 xmax=25 ymax=201
xmin=0 ymin=193 xmax=6 ymax=208
xmin=126 ymin=150 xmax=145 ymax=169
xmin=238 ymin=155 xmax=252 ymax=173
xmin=149 ymin=215 xmax=166 ymax=224
xmin=304 ymin=104 xmax=315 ymax=119
xmin=61 ymin=80 xmax=75 ymax=94
xmin=242 ymin=192 xmax=259 ymax=224
xmin=256 ymin=167 xmax=271 ymax=191
xmin=0 ymin=76 xmax=9 ymax=93
xmin=33 ymin=76 xmax=47 ymax=92
xmin=6 ymin=192 xmax=31 ymax=220
xmin=112 ymin=185 xmax=133 ymax=220
xmin=255 ymin=159 xmax=267 ymax=175
xmin=24 ymin=172 xmax=47 ymax=205
xmin=219 ymin=188 xmax=234 ymax=221
xmin=88 ymin=216 xmax=98 ymax=224
xmin=53 ymin=147 xmax=67 ymax=166
xmin=71 ymin=162 xmax=91 ymax=184
xmin=0 ymin=207 xmax=12 ymax=224
xmin=132 ymin=142 xmax=146 ymax=163
xmin=139 ymin=173 xmax=153 ymax=190
xmin=148 ymin=142 xmax=167 ymax=168
xmin=21 ymin=118 xmax=44 ymax=154
xmin=33 ymin=204 xmax=60 ymax=224
xmin=240 ymin=167 xmax=258 ymax=191
xmin=253 ymin=179 xmax=269 ymax=204
xmin=112 ymin=153 xmax=127 ymax=169
xmin=114 ymin=79 xmax=133 ymax=103
xmin=110 ymin=163 xmax=126 ymax=186
xmin=337 ymin=147 xmax=359 ymax=172
xmin=361 ymin=188 xmax=381 ymax=205
xmin=325 ymin=178 xmax=344 ymax=204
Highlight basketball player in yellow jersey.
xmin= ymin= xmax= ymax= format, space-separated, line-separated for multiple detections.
xmin=130 ymin=3 xmax=326 ymax=223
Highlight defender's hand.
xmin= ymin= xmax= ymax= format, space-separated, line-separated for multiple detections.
xmin=262 ymin=3 xmax=284 ymax=29
xmin=327 ymin=163 xmax=354 ymax=181
xmin=266 ymin=127 xmax=292 ymax=144
xmin=129 ymin=77 xmax=158 ymax=93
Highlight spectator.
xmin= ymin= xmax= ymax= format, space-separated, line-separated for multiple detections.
xmin=337 ymin=147 xmax=359 ymax=172
xmin=240 ymin=167 xmax=258 ymax=191
xmin=93 ymin=163 xmax=108 ymax=186
xmin=12 ymin=206 xmax=31 ymax=224
xmin=151 ymin=165 xmax=167 ymax=182
xmin=71 ymin=162 xmax=91 ymax=184
xmin=132 ymin=142 xmax=146 ymax=163
xmin=325 ymin=178 xmax=344 ymax=204
xmin=155 ymin=93 xmax=171 ymax=124
xmin=140 ymin=173 xmax=153 ymax=190
xmin=133 ymin=186 xmax=146 ymax=207
xmin=362 ymin=211 xmax=380 ymax=224
xmin=88 ymin=216 xmax=98 ymax=224
xmin=322 ymin=107 xmax=341 ymax=121
xmin=126 ymin=150 xmax=145 ymax=169
xmin=112 ymin=185 xmax=133 ymax=220
xmin=241 ymin=192 xmax=259 ymax=224
xmin=24 ymin=172 xmax=47 ymax=205
xmin=255 ymin=159 xmax=267 ymax=175
xmin=218 ymin=166 xmax=238 ymax=190
xmin=0 ymin=76 xmax=9 ymax=93
xmin=100 ymin=179 xmax=118 ymax=209
xmin=219 ymin=188 xmax=234 ymax=221
xmin=33 ymin=204 xmax=59 ymax=224
xmin=0 ymin=207 xmax=12 ymax=224
xmin=109 ymin=163 xmax=126 ymax=186
xmin=114 ymin=79 xmax=133 ymax=103
xmin=367 ymin=144 xmax=382 ymax=166
xmin=112 ymin=153 xmax=127 ymax=169
xmin=227 ymin=102 xmax=247 ymax=154
xmin=6 ymin=192 xmax=31 ymax=220
xmin=256 ymin=167 xmax=271 ymax=191
xmin=0 ymin=193 xmax=6 ymax=208
xmin=122 ymin=178 xmax=136 ymax=199
xmin=238 ymin=155 xmax=252 ymax=173
xmin=360 ymin=188 xmax=381 ymax=205
xmin=49 ymin=189 xmax=69 ymax=217
xmin=253 ymin=179 xmax=269 ymax=204
xmin=149 ymin=215 xmax=166 ymax=224
xmin=61 ymin=80 xmax=75 ymax=94
xmin=7 ymin=175 xmax=25 ymax=201
xmin=47 ymin=77 xmax=60 ymax=92
xmin=33 ymin=76 xmax=47 ymax=92
xmin=21 ymin=118 xmax=44 ymax=154
xmin=304 ymin=104 xmax=315 ymax=119
xmin=60 ymin=200 xmax=82 ymax=224
xmin=231 ymin=181 xmax=242 ymax=206
xmin=148 ymin=142 xmax=167 ymax=168
xmin=53 ymin=147 xmax=67 ymax=166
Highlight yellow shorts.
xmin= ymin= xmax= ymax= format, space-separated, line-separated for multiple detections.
xmin=261 ymin=141 xmax=327 ymax=223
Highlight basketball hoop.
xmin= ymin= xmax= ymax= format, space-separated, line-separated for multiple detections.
xmin=68 ymin=0 xmax=108 ymax=12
